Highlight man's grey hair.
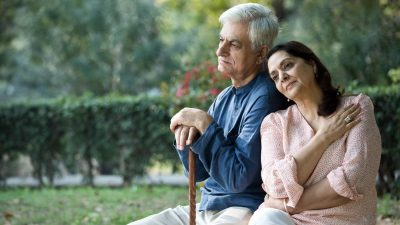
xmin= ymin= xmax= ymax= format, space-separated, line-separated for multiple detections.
xmin=219 ymin=3 xmax=279 ymax=51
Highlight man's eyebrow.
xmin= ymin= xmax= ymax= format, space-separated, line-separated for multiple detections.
xmin=230 ymin=38 xmax=241 ymax=43
xmin=219 ymin=34 xmax=241 ymax=43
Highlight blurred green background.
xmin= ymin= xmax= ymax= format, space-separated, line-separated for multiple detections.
xmin=1 ymin=0 xmax=399 ymax=193
xmin=1 ymin=0 xmax=399 ymax=102
xmin=0 ymin=0 xmax=399 ymax=223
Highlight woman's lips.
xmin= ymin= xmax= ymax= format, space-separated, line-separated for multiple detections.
xmin=285 ymin=81 xmax=296 ymax=91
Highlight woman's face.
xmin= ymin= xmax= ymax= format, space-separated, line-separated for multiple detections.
xmin=267 ymin=50 xmax=317 ymax=100
xmin=216 ymin=21 xmax=261 ymax=87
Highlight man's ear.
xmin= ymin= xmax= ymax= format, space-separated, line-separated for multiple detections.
xmin=257 ymin=45 xmax=269 ymax=65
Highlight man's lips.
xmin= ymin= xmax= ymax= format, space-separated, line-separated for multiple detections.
xmin=218 ymin=58 xmax=231 ymax=64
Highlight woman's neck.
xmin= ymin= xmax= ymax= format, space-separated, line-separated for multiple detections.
xmin=295 ymin=90 xmax=323 ymax=131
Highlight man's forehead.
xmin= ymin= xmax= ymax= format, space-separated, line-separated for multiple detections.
xmin=220 ymin=21 xmax=249 ymax=40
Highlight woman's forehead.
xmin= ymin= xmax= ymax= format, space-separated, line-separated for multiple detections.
xmin=268 ymin=51 xmax=293 ymax=67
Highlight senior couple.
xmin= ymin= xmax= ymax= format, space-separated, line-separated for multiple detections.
xmin=128 ymin=3 xmax=381 ymax=225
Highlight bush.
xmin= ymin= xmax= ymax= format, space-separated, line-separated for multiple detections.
xmin=0 ymin=94 xmax=177 ymax=187
xmin=160 ymin=60 xmax=230 ymax=114
xmin=0 ymin=81 xmax=399 ymax=196
xmin=348 ymin=84 xmax=400 ymax=198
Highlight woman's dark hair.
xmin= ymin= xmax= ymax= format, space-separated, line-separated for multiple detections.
xmin=266 ymin=41 xmax=342 ymax=116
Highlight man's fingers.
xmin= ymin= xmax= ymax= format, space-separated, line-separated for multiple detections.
xmin=186 ymin=127 xmax=198 ymax=145
xmin=170 ymin=115 xmax=180 ymax=132
xmin=174 ymin=126 xmax=183 ymax=150
xmin=179 ymin=126 xmax=190 ymax=150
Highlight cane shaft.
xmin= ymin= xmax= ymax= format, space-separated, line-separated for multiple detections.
xmin=189 ymin=148 xmax=196 ymax=225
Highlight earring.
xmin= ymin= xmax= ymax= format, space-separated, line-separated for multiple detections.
xmin=287 ymin=98 xmax=290 ymax=102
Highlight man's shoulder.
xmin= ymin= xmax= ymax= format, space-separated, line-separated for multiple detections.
xmin=251 ymin=74 xmax=279 ymax=98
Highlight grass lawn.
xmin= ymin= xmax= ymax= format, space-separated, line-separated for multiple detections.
xmin=0 ymin=186 xmax=399 ymax=225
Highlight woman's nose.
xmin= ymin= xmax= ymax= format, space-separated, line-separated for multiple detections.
xmin=280 ymin=73 xmax=289 ymax=82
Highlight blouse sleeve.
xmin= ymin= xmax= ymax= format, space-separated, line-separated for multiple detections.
xmin=260 ymin=113 xmax=304 ymax=207
xmin=327 ymin=94 xmax=382 ymax=200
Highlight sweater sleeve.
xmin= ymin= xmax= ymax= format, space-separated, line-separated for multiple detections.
xmin=327 ymin=94 xmax=382 ymax=200
xmin=190 ymin=95 xmax=273 ymax=192
xmin=260 ymin=113 xmax=304 ymax=207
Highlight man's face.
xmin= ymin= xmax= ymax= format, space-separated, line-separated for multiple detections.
xmin=216 ymin=21 xmax=259 ymax=83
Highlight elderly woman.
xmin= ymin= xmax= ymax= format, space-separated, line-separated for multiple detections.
xmin=249 ymin=41 xmax=382 ymax=225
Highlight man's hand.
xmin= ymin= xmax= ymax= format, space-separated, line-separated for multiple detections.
xmin=170 ymin=107 xmax=213 ymax=134
xmin=174 ymin=125 xmax=199 ymax=150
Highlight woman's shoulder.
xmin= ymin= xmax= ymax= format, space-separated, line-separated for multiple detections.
xmin=341 ymin=93 xmax=374 ymax=109
xmin=262 ymin=104 xmax=298 ymax=125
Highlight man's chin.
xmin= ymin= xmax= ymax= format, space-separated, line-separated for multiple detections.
xmin=217 ymin=66 xmax=231 ymax=75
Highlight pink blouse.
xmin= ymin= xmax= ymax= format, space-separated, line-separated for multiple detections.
xmin=259 ymin=94 xmax=381 ymax=225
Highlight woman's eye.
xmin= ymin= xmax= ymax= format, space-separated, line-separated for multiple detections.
xmin=283 ymin=62 xmax=293 ymax=70
xmin=270 ymin=73 xmax=278 ymax=81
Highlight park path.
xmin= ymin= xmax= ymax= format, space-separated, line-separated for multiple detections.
xmin=4 ymin=173 xmax=188 ymax=187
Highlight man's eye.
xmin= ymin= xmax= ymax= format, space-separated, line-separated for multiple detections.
xmin=219 ymin=37 xmax=224 ymax=42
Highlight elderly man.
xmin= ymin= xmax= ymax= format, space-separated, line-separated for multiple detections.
xmin=127 ymin=3 xmax=288 ymax=225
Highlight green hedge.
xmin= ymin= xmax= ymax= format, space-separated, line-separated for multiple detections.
xmin=0 ymin=95 xmax=178 ymax=187
xmin=353 ymin=85 xmax=400 ymax=197
xmin=0 ymin=86 xmax=399 ymax=196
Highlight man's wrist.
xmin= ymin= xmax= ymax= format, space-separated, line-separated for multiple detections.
xmin=196 ymin=114 xmax=213 ymax=134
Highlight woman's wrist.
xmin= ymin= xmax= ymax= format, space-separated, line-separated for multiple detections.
xmin=283 ymin=198 xmax=289 ymax=213
xmin=314 ymin=131 xmax=331 ymax=148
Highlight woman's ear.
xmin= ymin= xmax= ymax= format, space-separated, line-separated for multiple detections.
xmin=311 ymin=60 xmax=317 ymax=74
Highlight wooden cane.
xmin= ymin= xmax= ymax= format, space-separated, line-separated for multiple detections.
xmin=189 ymin=147 xmax=196 ymax=225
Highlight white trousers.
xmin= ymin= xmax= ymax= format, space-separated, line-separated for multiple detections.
xmin=248 ymin=208 xmax=295 ymax=225
xmin=127 ymin=204 xmax=252 ymax=225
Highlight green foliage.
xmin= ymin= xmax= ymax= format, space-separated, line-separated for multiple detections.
xmin=277 ymin=0 xmax=400 ymax=86
xmin=348 ymin=84 xmax=400 ymax=197
xmin=160 ymin=61 xmax=230 ymax=114
xmin=0 ymin=95 xmax=178 ymax=186
xmin=1 ymin=0 xmax=180 ymax=100
xmin=0 ymin=187 xmax=398 ymax=224
xmin=0 ymin=187 xmax=192 ymax=225
xmin=377 ymin=194 xmax=400 ymax=219
xmin=2 ymin=0 xmax=398 ymax=103
xmin=1 ymin=83 xmax=399 ymax=198
xmin=388 ymin=67 xmax=400 ymax=83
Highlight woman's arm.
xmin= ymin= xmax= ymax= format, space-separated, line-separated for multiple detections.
xmin=265 ymin=178 xmax=349 ymax=213
xmin=289 ymin=178 xmax=350 ymax=213
xmin=261 ymin=104 xmax=360 ymax=207
xmin=274 ymin=95 xmax=382 ymax=213
xmin=293 ymin=104 xmax=361 ymax=185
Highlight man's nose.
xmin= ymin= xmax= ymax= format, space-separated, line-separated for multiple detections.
xmin=216 ymin=41 xmax=228 ymax=56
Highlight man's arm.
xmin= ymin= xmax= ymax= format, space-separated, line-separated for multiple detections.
xmin=190 ymin=94 xmax=283 ymax=192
